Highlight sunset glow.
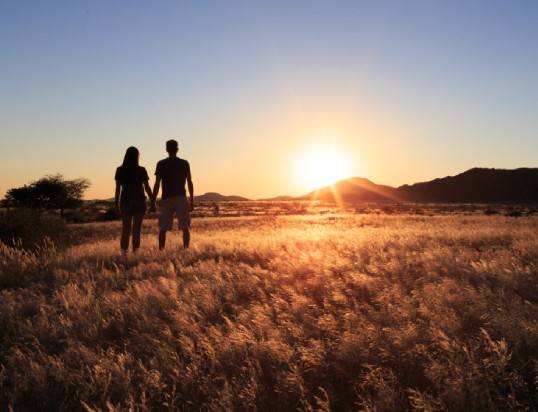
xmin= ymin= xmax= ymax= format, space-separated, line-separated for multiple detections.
xmin=295 ymin=146 xmax=353 ymax=191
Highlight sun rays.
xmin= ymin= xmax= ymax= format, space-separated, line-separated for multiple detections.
xmin=295 ymin=145 xmax=353 ymax=192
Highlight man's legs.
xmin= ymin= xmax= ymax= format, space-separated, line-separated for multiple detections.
xmin=178 ymin=196 xmax=191 ymax=249
xmin=159 ymin=229 xmax=188 ymax=249
xmin=158 ymin=197 xmax=172 ymax=250
xmin=159 ymin=230 xmax=167 ymax=250
xmin=182 ymin=228 xmax=190 ymax=249
xmin=158 ymin=197 xmax=190 ymax=250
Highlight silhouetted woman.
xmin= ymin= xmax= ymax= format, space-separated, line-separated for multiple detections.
xmin=114 ymin=147 xmax=153 ymax=252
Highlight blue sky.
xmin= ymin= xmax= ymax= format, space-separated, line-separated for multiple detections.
xmin=1 ymin=1 xmax=537 ymax=199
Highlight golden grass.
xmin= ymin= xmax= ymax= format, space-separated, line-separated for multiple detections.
xmin=1 ymin=214 xmax=537 ymax=411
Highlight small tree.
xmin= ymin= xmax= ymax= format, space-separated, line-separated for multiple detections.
xmin=5 ymin=174 xmax=91 ymax=217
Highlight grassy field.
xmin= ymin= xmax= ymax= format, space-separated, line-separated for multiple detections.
xmin=1 ymin=210 xmax=537 ymax=411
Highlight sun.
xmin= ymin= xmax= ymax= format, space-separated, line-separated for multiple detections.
xmin=295 ymin=146 xmax=353 ymax=191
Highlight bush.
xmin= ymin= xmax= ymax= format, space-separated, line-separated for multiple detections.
xmin=99 ymin=206 xmax=120 ymax=222
xmin=0 ymin=208 xmax=75 ymax=250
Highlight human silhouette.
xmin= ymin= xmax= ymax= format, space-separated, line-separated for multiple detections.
xmin=114 ymin=146 xmax=153 ymax=253
xmin=151 ymin=140 xmax=194 ymax=249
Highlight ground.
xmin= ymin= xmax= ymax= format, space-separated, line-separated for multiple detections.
xmin=1 ymin=204 xmax=537 ymax=411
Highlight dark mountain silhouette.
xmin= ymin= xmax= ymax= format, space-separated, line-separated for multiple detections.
xmin=397 ymin=168 xmax=538 ymax=203
xmin=302 ymin=168 xmax=538 ymax=203
xmin=195 ymin=192 xmax=249 ymax=202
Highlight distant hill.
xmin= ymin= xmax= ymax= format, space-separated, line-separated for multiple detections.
xmin=195 ymin=192 xmax=250 ymax=202
xmin=302 ymin=168 xmax=538 ymax=203
xmin=303 ymin=177 xmax=399 ymax=202
xmin=397 ymin=168 xmax=538 ymax=203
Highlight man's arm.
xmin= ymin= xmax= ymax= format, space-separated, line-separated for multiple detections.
xmin=151 ymin=176 xmax=161 ymax=212
xmin=187 ymin=176 xmax=194 ymax=211
xmin=152 ymin=175 xmax=161 ymax=199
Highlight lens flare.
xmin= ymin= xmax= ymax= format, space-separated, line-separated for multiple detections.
xmin=295 ymin=146 xmax=353 ymax=191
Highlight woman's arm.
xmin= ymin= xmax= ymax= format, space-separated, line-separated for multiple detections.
xmin=144 ymin=180 xmax=153 ymax=200
xmin=115 ymin=181 xmax=121 ymax=214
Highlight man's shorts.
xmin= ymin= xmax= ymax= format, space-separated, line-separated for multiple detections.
xmin=158 ymin=196 xmax=191 ymax=231
xmin=120 ymin=197 xmax=147 ymax=216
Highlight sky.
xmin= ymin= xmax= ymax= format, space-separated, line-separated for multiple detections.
xmin=1 ymin=1 xmax=537 ymax=200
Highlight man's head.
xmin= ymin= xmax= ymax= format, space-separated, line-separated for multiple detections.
xmin=166 ymin=139 xmax=179 ymax=155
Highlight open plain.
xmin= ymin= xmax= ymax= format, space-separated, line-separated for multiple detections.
xmin=1 ymin=206 xmax=537 ymax=411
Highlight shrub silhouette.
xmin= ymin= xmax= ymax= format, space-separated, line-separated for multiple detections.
xmin=0 ymin=208 xmax=74 ymax=250
xmin=4 ymin=173 xmax=90 ymax=218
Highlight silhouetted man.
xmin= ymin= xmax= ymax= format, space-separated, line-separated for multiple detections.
xmin=151 ymin=140 xmax=194 ymax=249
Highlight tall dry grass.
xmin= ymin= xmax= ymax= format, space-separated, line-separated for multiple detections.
xmin=1 ymin=213 xmax=537 ymax=411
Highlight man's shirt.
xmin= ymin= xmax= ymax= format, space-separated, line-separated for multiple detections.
xmin=155 ymin=156 xmax=191 ymax=199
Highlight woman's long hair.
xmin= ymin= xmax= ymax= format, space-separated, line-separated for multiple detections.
xmin=122 ymin=146 xmax=139 ymax=167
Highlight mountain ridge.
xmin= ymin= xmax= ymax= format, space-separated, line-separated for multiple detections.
xmin=302 ymin=168 xmax=538 ymax=203
xmin=195 ymin=192 xmax=249 ymax=202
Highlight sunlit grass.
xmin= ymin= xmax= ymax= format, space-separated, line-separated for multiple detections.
xmin=1 ymin=214 xmax=537 ymax=411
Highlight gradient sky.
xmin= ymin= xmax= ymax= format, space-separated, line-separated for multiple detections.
xmin=1 ymin=1 xmax=537 ymax=200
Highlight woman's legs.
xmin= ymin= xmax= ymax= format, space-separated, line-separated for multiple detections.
xmin=131 ymin=212 xmax=144 ymax=251
xmin=121 ymin=214 xmax=133 ymax=252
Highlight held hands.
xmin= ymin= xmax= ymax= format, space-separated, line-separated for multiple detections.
xmin=146 ymin=198 xmax=192 ymax=213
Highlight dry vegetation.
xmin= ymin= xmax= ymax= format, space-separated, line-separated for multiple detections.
xmin=1 ymin=209 xmax=537 ymax=411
